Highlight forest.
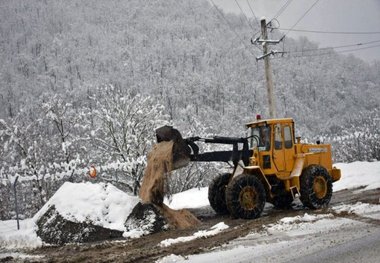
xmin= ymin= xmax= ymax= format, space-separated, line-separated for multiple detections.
xmin=0 ymin=0 xmax=379 ymax=220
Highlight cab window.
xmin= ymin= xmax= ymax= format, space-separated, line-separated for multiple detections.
xmin=250 ymin=126 xmax=271 ymax=151
xmin=284 ymin=125 xmax=293 ymax=148
xmin=274 ymin=124 xmax=282 ymax=150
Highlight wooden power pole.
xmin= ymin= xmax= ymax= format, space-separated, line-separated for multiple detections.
xmin=260 ymin=18 xmax=276 ymax=118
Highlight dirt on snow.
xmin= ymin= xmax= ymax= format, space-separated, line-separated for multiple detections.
xmin=23 ymin=187 xmax=380 ymax=263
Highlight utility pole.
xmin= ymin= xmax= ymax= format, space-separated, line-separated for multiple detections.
xmin=253 ymin=18 xmax=284 ymax=118
xmin=260 ymin=18 xmax=276 ymax=118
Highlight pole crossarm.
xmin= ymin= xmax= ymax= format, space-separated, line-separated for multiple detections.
xmin=252 ymin=38 xmax=283 ymax=45
xmin=256 ymin=50 xmax=286 ymax=61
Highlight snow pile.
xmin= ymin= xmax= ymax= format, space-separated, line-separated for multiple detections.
xmin=277 ymin=213 xmax=333 ymax=224
xmin=34 ymin=182 xmax=139 ymax=231
xmin=0 ymin=219 xmax=42 ymax=249
xmin=333 ymin=202 xmax=380 ymax=220
xmin=164 ymin=187 xmax=208 ymax=209
xmin=159 ymin=222 xmax=229 ymax=247
xmin=334 ymin=161 xmax=380 ymax=192
xmin=32 ymin=182 xmax=141 ymax=244
xmin=266 ymin=213 xmax=334 ymax=233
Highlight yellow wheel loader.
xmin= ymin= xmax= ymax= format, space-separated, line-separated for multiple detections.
xmin=156 ymin=116 xmax=341 ymax=219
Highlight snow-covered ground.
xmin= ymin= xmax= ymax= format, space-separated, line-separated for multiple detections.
xmin=0 ymin=219 xmax=42 ymax=249
xmin=1 ymin=161 xmax=379 ymax=261
xmin=159 ymin=212 xmax=380 ymax=263
xmin=164 ymin=187 xmax=209 ymax=210
xmin=157 ymin=161 xmax=380 ymax=263
xmin=158 ymin=204 xmax=380 ymax=263
xmin=334 ymin=161 xmax=380 ymax=192
xmin=159 ymin=222 xmax=229 ymax=247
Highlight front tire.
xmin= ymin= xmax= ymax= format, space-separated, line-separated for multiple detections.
xmin=300 ymin=165 xmax=332 ymax=209
xmin=225 ymin=174 xmax=266 ymax=219
xmin=208 ymin=173 xmax=232 ymax=215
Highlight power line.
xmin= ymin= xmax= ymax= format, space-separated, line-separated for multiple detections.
xmin=249 ymin=0 xmax=380 ymax=61
xmin=278 ymin=28 xmax=380 ymax=35
xmin=336 ymin=43 xmax=380 ymax=54
xmin=234 ymin=0 xmax=255 ymax=31
xmin=275 ymin=43 xmax=380 ymax=59
xmin=289 ymin=39 xmax=380 ymax=53
xmin=267 ymin=0 xmax=380 ymax=60
xmin=251 ymin=0 xmax=295 ymax=56
xmin=283 ymin=0 xmax=321 ymax=37
xmin=246 ymin=0 xmax=260 ymax=27
xmin=272 ymin=0 xmax=293 ymax=20
xmin=209 ymin=0 xmax=261 ymax=55
xmin=251 ymin=0 xmax=293 ymax=39
xmin=245 ymin=0 xmax=379 ymax=61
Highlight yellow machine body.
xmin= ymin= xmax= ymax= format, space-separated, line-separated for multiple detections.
xmin=156 ymin=118 xmax=341 ymax=219
xmin=244 ymin=118 xmax=341 ymax=198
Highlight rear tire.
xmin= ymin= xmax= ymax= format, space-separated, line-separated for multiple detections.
xmin=300 ymin=165 xmax=332 ymax=209
xmin=208 ymin=173 xmax=232 ymax=215
xmin=225 ymin=174 xmax=266 ymax=219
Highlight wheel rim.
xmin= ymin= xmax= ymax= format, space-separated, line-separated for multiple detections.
xmin=313 ymin=175 xmax=327 ymax=199
xmin=239 ymin=186 xmax=257 ymax=210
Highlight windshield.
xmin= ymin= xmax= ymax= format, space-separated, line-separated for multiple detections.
xmin=250 ymin=126 xmax=271 ymax=151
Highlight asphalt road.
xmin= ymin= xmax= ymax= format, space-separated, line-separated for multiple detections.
xmin=179 ymin=189 xmax=380 ymax=263
xmin=288 ymin=229 xmax=380 ymax=263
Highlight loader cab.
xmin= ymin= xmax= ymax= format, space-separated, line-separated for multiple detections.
xmin=247 ymin=117 xmax=296 ymax=174
xmin=249 ymin=125 xmax=271 ymax=151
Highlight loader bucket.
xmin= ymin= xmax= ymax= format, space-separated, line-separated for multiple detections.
xmin=155 ymin=126 xmax=191 ymax=170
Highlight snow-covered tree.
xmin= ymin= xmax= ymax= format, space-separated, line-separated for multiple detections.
xmin=41 ymin=94 xmax=89 ymax=183
xmin=0 ymin=111 xmax=48 ymax=212
xmin=89 ymin=85 xmax=169 ymax=194
xmin=327 ymin=109 xmax=380 ymax=162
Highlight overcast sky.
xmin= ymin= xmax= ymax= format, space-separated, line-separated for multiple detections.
xmin=210 ymin=0 xmax=380 ymax=63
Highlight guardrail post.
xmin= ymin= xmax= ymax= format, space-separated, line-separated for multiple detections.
xmin=13 ymin=176 xmax=20 ymax=230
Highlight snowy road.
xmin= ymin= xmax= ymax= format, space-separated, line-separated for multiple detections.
xmin=178 ymin=212 xmax=380 ymax=263
xmin=289 ymin=230 xmax=380 ymax=263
